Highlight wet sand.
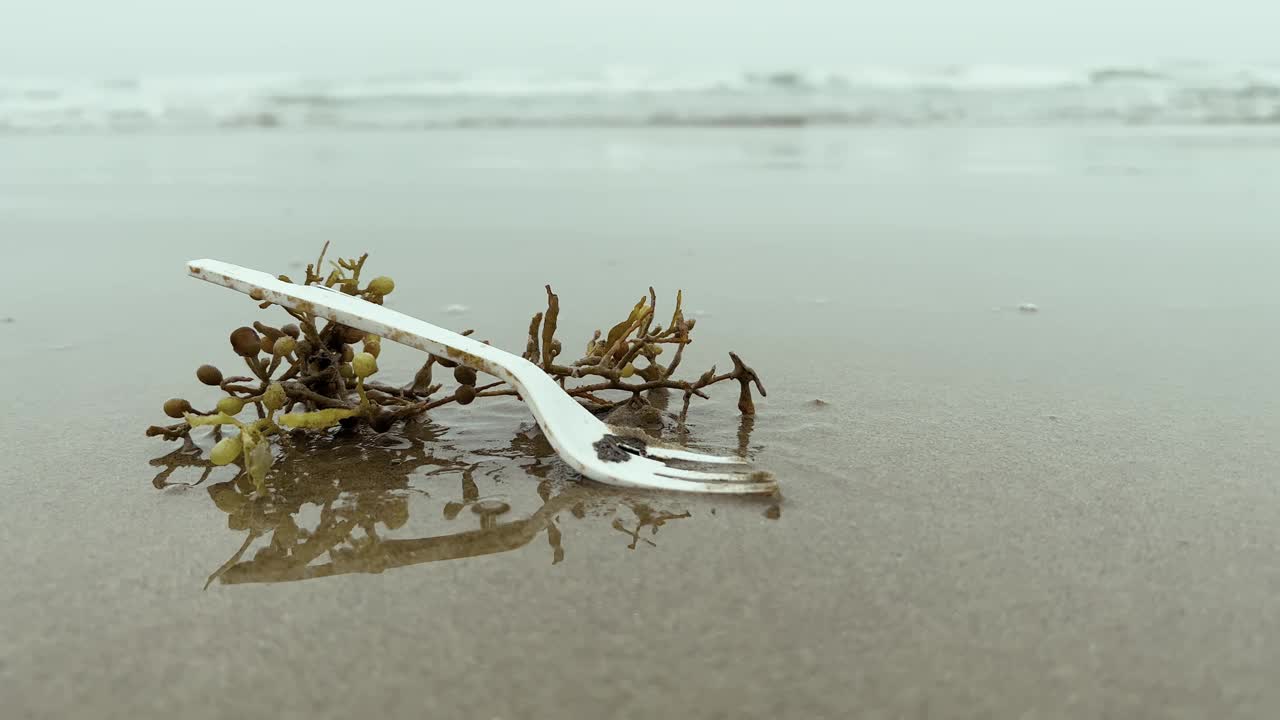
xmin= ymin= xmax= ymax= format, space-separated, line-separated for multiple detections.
xmin=3 ymin=127 xmax=1280 ymax=718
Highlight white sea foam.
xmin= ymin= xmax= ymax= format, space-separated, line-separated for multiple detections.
xmin=2 ymin=62 xmax=1279 ymax=132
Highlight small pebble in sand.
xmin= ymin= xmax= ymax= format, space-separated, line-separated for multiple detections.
xmin=444 ymin=304 xmax=470 ymax=315
xmin=810 ymin=399 xmax=830 ymax=407
xmin=1017 ymin=303 xmax=1040 ymax=313
xmin=764 ymin=505 xmax=782 ymax=520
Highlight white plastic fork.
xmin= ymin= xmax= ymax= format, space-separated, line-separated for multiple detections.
xmin=188 ymin=259 xmax=778 ymax=495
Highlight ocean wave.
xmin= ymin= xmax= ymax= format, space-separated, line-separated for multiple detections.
xmin=3 ymin=63 xmax=1280 ymax=132
xmin=1088 ymin=67 xmax=1171 ymax=85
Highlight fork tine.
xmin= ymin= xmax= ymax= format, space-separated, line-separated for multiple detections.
xmin=606 ymin=456 xmax=778 ymax=494
xmin=642 ymin=445 xmax=750 ymax=465
xmin=654 ymin=466 xmax=776 ymax=485
xmin=624 ymin=473 xmax=779 ymax=495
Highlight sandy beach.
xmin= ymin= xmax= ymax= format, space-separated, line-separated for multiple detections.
xmin=3 ymin=126 xmax=1280 ymax=718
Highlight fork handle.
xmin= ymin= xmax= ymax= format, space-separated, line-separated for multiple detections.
xmin=187 ymin=259 xmax=530 ymax=386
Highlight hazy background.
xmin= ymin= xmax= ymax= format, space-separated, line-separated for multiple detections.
xmin=6 ymin=4 xmax=1280 ymax=719
xmin=2 ymin=0 xmax=1278 ymax=76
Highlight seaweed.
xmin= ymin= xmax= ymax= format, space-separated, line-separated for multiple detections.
xmin=147 ymin=244 xmax=765 ymax=493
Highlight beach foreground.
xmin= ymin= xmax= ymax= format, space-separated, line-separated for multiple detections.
xmin=2 ymin=127 xmax=1280 ymax=718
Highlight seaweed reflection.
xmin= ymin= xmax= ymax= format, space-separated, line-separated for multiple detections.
xmin=149 ymin=415 xmax=739 ymax=586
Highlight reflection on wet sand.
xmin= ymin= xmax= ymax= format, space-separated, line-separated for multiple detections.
xmin=149 ymin=411 xmax=764 ymax=587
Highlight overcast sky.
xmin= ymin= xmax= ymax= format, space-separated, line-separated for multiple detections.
xmin=2 ymin=0 xmax=1277 ymax=76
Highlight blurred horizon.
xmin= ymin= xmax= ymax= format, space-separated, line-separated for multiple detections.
xmin=7 ymin=1 xmax=1278 ymax=131
xmin=4 ymin=60 xmax=1280 ymax=131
